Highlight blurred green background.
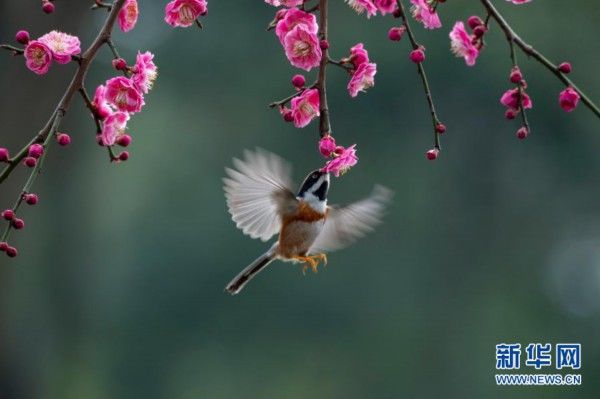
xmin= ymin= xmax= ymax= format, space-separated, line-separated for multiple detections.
xmin=1 ymin=1 xmax=599 ymax=398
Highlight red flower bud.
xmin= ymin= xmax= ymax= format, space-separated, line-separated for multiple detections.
xmin=516 ymin=126 xmax=529 ymax=140
xmin=6 ymin=246 xmax=18 ymax=258
xmin=291 ymin=74 xmax=305 ymax=88
xmin=558 ymin=62 xmax=572 ymax=74
xmin=57 ymin=133 xmax=71 ymax=146
xmin=410 ymin=48 xmax=425 ymax=63
xmin=388 ymin=26 xmax=405 ymax=41
xmin=0 ymin=148 xmax=9 ymax=162
xmin=11 ymin=218 xmax=24 ymax=230
xmin=467 ymin=16 xmax=484 ymax=29
xmin=15 ymin=30 xmax=30 ymax=45
xmin=426 ymin=148 xmax=439 ymax=160
xmin=24 ymin=157 xmax=37 ymax=168
xmin=24 ymin=194 xmax=38 ymax=205
xmin=2 ymin=209 xmax=14 ymax=220
xmin=435 ymin=123 xmax=446 ymax=134
xmin=42 ymin=1 xmax=55 ymax=14
xmin=112 ymin=58 xmax=127 ymax=71
xmin=28 ymin=144 xmax=44 ymax=159
xmin=117 ymin=134 xmax=132 ymax=147
xmin=118 ymin=151 xmax=129 ymax=161
xmin=319 ymin=40 xmax=329 ymax=50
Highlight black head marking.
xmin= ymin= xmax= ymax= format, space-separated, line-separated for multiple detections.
xmin=297 ymin=170 xmax=329 ymax=200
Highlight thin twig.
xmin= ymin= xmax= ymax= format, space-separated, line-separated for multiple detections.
xmin=481 ymin=0 xmax=600 ymax=119
xmin=79 ymin=87 xmax=102 ymax=134
xmin=317 ymin=0 xmax=331 ymax=138
xmin=0 ymin=44 xmax=24 ymax=55
xmin=396 ymin=0 xmax=442 ymax=150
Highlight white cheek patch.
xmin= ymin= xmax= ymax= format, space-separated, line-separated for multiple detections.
xmin=303 ymin=192 xmax=327 ymax=213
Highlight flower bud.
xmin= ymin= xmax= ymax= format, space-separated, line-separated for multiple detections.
xmin=57 ymin=133 xmax=71 ymax=146
xmin=0 ymin=148 xmax=9 ymax=162
xmin=435 ymin=123 xmax=446 ymax=134
xmin=117 ymin=134 xmax=132 ymax=147
xmin=118 ymin=151 xmax=129 ymax=161
xmin=505 ymin=109 xmax=517 ymax=120
xmin=2 ymin=209 xmax=14 ymax=220
xmin=410 ymin=48 xmax=425 ymax=63
xmin=467 ymin=15 xmax=484 ymax=29
xmin=0 ymin=242 xmax=7 ymax=251
xmin=392 ymin=9 xmax=402 ymax=18
xmin=558 ymin=62 xmax=572 ymax=74
xmin=11 ymin=218 xmax=24 ymax=230
xmin=291 ymin=74 xmax=305 ymax=88
xmin=24 ymin=157 xmax=37 ymax=168
xmin=426 ymin=148 xmax=439 ymax=160
xmin=28 ymin=144 xmax=44 ymax=159
xmin=112 ymin=58 xmax=127 ymax=71
xmin=473 ymin=25 xmax=487 ymax=38
xmin=388 ymin=26 xmax=405 ymax=42
xmin=516 ymin=126 xmax=529 ymax=140
xmin=509 ymin=67 xmax=523 ymax=84
xmin=42 ymin=1 xmax=55 ymax=14
xmin=6 ymin=246 xmax=17 ymax=258
xmin=319 ymin=40 xmax=329 ymax=50
xmin=282 ymin=109 xmax=294 ymax=122
xmin=15 ymin=30 xmax=30 ymax=45
xmin=24 ymin=193 xmax=38 ymax=205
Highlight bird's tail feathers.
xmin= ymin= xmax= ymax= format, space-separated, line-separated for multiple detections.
xmin=225 ymin=245 xmax=277 ymax=295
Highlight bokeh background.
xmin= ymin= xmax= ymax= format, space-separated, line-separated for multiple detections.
xmin=1 ymin=1 xmax=599 ymax=398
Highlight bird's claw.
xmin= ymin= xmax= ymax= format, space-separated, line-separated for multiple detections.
xmin=298 ymin=254 xmax=327 ymax=274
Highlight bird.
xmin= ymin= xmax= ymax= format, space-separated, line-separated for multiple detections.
xmin=223 ymin=148 xmax=392 ymax=295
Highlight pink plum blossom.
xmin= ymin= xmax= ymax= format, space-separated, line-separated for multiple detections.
xmin=319 ymin=136 xmax=337 ymax=158
xmin=345 ymin=0 xmax=378 ymax=18
xmin=348 ymin=62 xmax=377 ymax=97
xmin=93 ymin=85 xmax=112 ymax=119
xmin=449 ymin=21 xmax=479 ymax=66
xmin=375 ymin=0 xmax=398 ymax=15
xmin=24 ymin=41 xmax=53 ymax=75
xmin=500 ymin=88 xmax=532 ymax=111
xmin=165 ymin=0 xmax=207 ymax=28
xmin=104 ymin=76 xmax=145 ymax=114
xmin=38 ymin=31 xmax=80 ymax=64
xmin=118 ymin=0 xmax=139 ymax=32
xmin=283 ymin=25 xmax=322 ymax=71
xmin=559 ymin=87 xmax=580 ymax=112
xmin=349 ymin=43 xmax=370 ymax=69
xmin=132 ymin=51 xmax=158 ymax=94
xmin=275 ymin=8 xmax=318 ymax=45
xmin=321 ymin=144 xmax=358 ymax=177
xmin=290 ymin=88 xmax=320 ymax=128
xmin=101 ymin=112 xmax=130 ymax=146
xmin=265 ymin=0 xmax=303 ymax=7
xmin=410 ymin=0 xmax=442 ymax=29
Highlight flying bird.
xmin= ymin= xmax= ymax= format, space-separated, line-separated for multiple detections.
xmin=223 ymin=148 xmax=391 ymax=295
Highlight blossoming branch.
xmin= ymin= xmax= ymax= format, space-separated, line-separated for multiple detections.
xmin=0 ymin=0 xmax=208 ymax=258
xmin=1 ymin=0 xmax=598 ymax=259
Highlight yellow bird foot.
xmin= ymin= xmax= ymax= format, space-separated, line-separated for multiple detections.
xmin=295 ymin=254 xmax=328 ymax=274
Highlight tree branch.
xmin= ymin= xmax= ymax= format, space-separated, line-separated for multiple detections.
xmin=0 ymin=0 xmax=127 ymax=242
xmin=317 ymin=0 xmax=331 ymax=138
xmin=396 ymin=0 xmax=442 ymax=150
xmin=481 ymin=0 xmax=600 ymax=120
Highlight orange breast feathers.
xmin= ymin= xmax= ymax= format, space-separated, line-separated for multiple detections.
xmin=282 ymin=200 xmax=327 ymax=224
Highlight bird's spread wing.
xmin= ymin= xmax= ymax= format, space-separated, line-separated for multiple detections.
xmin=309 ymin=185 xmax=393 ymax=254
xmin=224 ymin=148 xmax=296 ymax=241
